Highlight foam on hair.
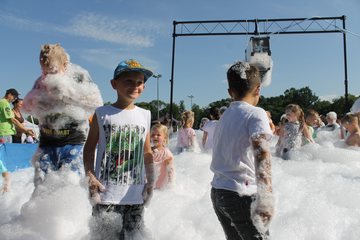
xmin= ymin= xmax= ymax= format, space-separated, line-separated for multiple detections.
xmin=227 ymin=61 xmax=260 ymax=98
xmin=40 ymin=43 xmax=69 ymax=74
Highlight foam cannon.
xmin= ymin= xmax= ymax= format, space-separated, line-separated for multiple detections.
xmin=245 ymin=36 xmax=273 ymax=87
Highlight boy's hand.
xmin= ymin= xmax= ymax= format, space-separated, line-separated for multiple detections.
xmin=251 ymin=196 xmax=274 ymax=235
xmin=142 ymin=183 xmax=154 ymax=207
xmin=257 ymin=206 xmax=274 ymax=226
xmin=87 ymin=172 xmax=105 ymax=204
xmin=142 ymin=161 xmax=155 ymax=207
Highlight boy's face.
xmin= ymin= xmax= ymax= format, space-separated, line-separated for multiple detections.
xmin=111 ymin=72 xmax=145 ymax=101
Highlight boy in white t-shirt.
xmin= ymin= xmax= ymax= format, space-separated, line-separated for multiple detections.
xmin=210 ymin=61 xmax=274 ymax=240
xmin=83 ymin=59 xmax=155 ymax=239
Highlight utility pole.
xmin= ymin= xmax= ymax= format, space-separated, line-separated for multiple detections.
xmin=188 ymin=95 xmax=194 ymax=110
xmin=153 ymin=74 xmax=162 ymax=120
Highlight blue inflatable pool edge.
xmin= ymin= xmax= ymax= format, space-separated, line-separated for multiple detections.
xmin=0 ymin=143 xmax=38 ymax=172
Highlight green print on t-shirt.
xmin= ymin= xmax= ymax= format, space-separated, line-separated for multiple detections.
xmin=102 ymin=124 xmax=145 ymax=185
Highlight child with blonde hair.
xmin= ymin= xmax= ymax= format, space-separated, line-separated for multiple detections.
xmin=151 ymin=123 xmax=175 ymax=189
xmin=176 ymin=110 xmax=198 ymax=153
xmin=24 ymin=43 xmax=103 ymax=187
xmin=341 ymin=113 xmax=360 ymax=147
xmin=279 ymin=104 xmax=314 ymax=160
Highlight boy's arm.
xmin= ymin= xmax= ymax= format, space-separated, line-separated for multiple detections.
xmin=143 ymin=132 xmax=155 ymax=206
xmin=83 ymin=113 xmax=105 ymax=202
xmin=252 ymin=135 xmax=272 ymax=192
xmin=202 ymin=131 xmax=208 ymax=147
xmin=83 ymin=113 xmax=99 ymax=176
xmin=144 ymin=132 xmax=154 ymax=185
xmin=302 ymin=125 xmax=314 ymax=143
xmin=251 ymin=134 xmax=274 ymax=232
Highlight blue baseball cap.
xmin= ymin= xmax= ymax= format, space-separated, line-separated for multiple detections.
xmin=113 ymin=59 xmax=153 ymax=82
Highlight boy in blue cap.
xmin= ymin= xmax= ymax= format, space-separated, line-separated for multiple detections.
xmin=83 ymin=59 xmax=155 ymax=239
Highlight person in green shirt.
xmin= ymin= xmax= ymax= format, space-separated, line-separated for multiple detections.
xmin=0 ymin=88 xmax=33 ymax=143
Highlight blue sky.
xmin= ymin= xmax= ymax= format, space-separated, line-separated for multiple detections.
xmin=1 ymin=0 xmax=360 ymax=109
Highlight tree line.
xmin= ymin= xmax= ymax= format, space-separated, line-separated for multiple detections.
xmin=135 ymin=86 xmax=358 ymax=129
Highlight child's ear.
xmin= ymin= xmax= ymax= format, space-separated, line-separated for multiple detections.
xmin=254 ymin=85 xmax=261 ymax=95
xmin=110 ymin=79 xmax=116 ymax=89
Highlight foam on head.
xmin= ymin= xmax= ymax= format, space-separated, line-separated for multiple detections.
xmin=40 ymin=43 xmax=69 ymax=75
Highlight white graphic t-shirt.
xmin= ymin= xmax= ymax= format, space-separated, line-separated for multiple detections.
xmin=95 ymin=105 xmax=150 ymax=205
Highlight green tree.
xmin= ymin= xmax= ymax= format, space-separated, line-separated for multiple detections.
xmin=330 ymin=94 xmax=357 ymax=118
xmin=312 ymin=100 xmax=332 ymax=116
xmin=191 ymin=103 xmax=205 ymax=129
xmin=136 ymin=102 xmax=150 ymax=111
xmin=258 ymin=95 xmax=286 ymax=123
xmin=179 ymin=100 xmax=186 ymax=114
xmin=283 ymin=86 xmax=319 ymax=109
xmin=208 ymin=98 xmax=231 ymax=109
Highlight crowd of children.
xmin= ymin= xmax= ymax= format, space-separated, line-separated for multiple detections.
xmin=273 ymin=104 xmax=360 ymax=160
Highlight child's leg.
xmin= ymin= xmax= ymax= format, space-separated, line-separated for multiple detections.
xmin=91 ymin=204 xmax=124 ymax=240
xmin=2 ymin=171 xmax=10 ymax=192
xmin=211 ymin=188 xmax=263 ymax=240
xmin=33 ymin=147 xmax=56 ymax=186
xmin=121 ymin=204 xmax=145 ymax=237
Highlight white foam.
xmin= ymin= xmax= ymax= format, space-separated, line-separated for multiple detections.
xmin=1 ymin=130 xmax=360 ymax=239
xmin=23 ymin=63 xmax=103 ymax=131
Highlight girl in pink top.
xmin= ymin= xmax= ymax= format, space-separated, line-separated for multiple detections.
xmin=176 ymin=110 xmax=197 ymax=153
xmin=151 ymin=123 xmax=175 ymax=189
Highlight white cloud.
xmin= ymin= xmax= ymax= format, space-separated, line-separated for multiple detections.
xmin=0 ymin=12 xmax=46 ymax=31
xmin=0 ymin=11 xmax=161 ymax=48
xmin=57 ymin=12 xmax=158 ymax=47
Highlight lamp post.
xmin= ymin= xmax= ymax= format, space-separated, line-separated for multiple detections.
xmin=153 ymin=74 xmax=162 ymax=120
xmin=188 ymin=95 xmax=194 ymax=110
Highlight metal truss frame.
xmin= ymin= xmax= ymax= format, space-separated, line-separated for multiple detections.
xmin=168 ymin=16 xmax=348 ymax=119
